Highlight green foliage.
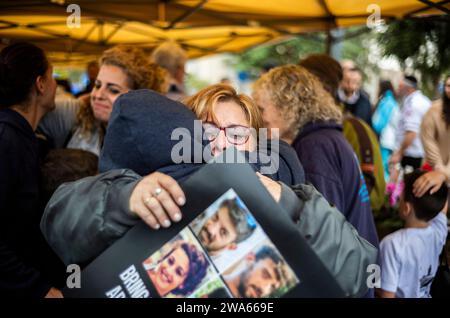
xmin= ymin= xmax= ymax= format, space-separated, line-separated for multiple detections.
xmin=340 ymin=27 xmax=378 ymax=81
xmin=343 ymin=31 xmax=373 ymax=61
xmin=229 ymin=18 xmax=449 ymax=96
xmin=190 ymin=279 xmax=227 ymax=298
xmin=233 ymin=27 xmax=376 ymax=80
xmin=378 ymin=18 xmax=450 ymax=96
xmin=234 ymin=34 xmax=326 ymax=79
xmin=185 ymin=72 xmax=210 ymax=93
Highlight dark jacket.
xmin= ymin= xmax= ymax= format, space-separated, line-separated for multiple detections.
xmin=342 ymin=91 xmax=372 ymax=126
xmin=292 ymin=121 xmax=379 ymax=248
xmin=243 ymin=140 xmax=305 ymax=185
xmin=0 ymin=109 xmax=59 ymax=298
xmin=278 ymin=140 xmax=305 ymax=184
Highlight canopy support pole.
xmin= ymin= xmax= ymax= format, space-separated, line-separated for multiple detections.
xmin=418 ymin=0 xmax=450 ymax=14
xmin=166 ymin=0 xmax=208 ymax=29
xmin=405 ymin=0 xmax=449 ymax=17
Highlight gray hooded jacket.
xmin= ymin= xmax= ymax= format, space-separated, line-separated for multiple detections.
xmin=41 ymin=169 xmax=377 ymax=298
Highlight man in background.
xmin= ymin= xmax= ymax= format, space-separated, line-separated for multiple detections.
xmin=338 ymin=63 xmax=372 ymax=126
xmin=151 ymin=42 xmax=187 ymax=101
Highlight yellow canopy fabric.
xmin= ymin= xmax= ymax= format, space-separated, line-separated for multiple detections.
xmin=0 ymin=0 xmax=447 ymax=65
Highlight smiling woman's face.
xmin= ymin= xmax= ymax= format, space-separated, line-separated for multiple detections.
xmin=90 ymin=64 xmax=131 ymax=123
xmin=153 ymin=246 xmax=189 ymax=296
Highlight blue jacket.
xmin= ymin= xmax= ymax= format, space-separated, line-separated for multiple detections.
xmin=372 ymin=90 xmax=398 ymax=137
xmin=292 ymin=121 xmax=379 ymax=248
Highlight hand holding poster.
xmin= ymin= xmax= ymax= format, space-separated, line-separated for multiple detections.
xmin=63 ymin=162 xmax=344 ymax=298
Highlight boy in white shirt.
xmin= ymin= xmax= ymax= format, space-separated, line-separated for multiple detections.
xmin=378 ymin=169 xmax=448 ymax=298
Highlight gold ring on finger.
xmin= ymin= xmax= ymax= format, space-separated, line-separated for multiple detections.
xmin=144 ymin=197 xmax=152 ymax=205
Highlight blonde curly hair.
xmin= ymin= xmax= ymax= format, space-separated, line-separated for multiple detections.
xmin=77 ymin=45 xmax=169 ymax=137
xmin=253 ymin=64 xmax=342 ymax=138
xmin=183 ymin=83 xmax=263 ymax=132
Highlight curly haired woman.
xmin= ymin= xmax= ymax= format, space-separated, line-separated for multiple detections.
xmin=144 ymin=239 xmax=208 ymax=297
xmin=252 ymin=65 xmax=379 ymax=249
xmin=38 ymin=45 xmax=169 ymax=156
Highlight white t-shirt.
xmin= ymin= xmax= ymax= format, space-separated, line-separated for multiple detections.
xmin=380 ymin=213 xmax=448 ymax=298
xmin=395 ymin=90 xmax=431 ymax=158
xmin=380 ymin=105 xmax=400 ymax=151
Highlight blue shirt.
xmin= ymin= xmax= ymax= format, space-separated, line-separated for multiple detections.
xmin=372 ymin=90 xmax=397 ymax=136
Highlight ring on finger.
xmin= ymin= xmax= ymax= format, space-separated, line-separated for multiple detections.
xmin=153 ymin=187 xmax=163 ymax=197
xmin=144 ymin=197 xmax=152 ymax=205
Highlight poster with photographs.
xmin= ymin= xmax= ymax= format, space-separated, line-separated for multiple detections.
xmin=63 ymin=163 xmax=343 ymax=298
xmin=188 ymin=189 xmax=299 ymax=298
xmin=138 ymin=189 xmax=299 ymax=299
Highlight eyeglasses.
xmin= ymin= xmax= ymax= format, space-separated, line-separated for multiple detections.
xmin=202 ymin=122 xmax=251 ymax=145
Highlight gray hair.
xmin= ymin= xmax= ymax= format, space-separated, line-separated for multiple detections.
xmin=151 ymin=41 xmax=187 ymax=78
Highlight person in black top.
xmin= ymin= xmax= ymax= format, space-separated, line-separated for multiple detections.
xmin=0 ymin=42 xmax=64 ymax=298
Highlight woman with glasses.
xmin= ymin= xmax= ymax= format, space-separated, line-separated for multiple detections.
xmin=183 ymin=84 xmax=304 ymax=188
xmin=184 ymin=84 xmax=259 ymax=157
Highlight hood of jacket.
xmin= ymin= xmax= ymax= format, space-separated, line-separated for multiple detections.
xmin=99 ymin=89 xmax=203 ymax=180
